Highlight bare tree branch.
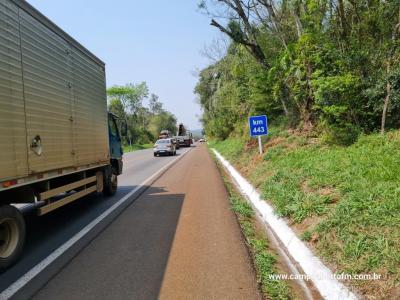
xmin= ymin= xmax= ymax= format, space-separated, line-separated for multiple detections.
xmin=210 ymin=18 xmax=269 ymax=68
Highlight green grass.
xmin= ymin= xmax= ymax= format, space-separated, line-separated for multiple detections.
xmin=219 ymin=170 xmax=294 ymax=299
xmin=123 ymin=143 xmax=153 ymax=153
xmin=211 ymin=129 xmax=400 ymax=296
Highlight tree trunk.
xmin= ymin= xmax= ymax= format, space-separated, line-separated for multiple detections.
xmin=381 ymin=78 xmax=391 ymax=135
xmin=382 ymin=11 xmax=400 ymax=134
xmin=280 ymin=98 xmax=289 ymax=117
xmin=299 ymin=99 xmax=313 ymax=131
xmin=292 ymin=4 xmax=303 ymax=38
xmin=337 ymin=0 xmax=347 ymax=39
xmin=280 ymin=83 xmax=290 ymax=117
xmin=301 ymin=61 xmax=315 ymax=130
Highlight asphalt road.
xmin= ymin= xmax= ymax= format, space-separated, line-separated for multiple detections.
xmin=0 ymin=147 xmax=191 ymax=296
xmin=32 ymin=144 xmax=261 ymax=300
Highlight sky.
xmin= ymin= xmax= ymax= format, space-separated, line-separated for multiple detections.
xmin=28 ymin=0 xmax=219 ymax=130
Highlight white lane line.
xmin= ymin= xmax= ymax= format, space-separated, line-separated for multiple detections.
xmin=0 ymin=148 xmax=192 ymax=300
xmin=212 ymin=149 xmax=358 ymax=300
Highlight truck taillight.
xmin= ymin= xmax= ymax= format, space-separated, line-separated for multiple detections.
xmin=2 ymin=180 xmax=17 ymax=188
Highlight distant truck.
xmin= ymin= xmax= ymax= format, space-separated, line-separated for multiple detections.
xmin=0 ymin=0 xmax=123 ymax=270
xmin=175 ymin=124 xmax=193 ymax=147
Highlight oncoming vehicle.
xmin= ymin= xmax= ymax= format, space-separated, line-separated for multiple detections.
xmin=154 ymin=139 xmax=177 ymax=157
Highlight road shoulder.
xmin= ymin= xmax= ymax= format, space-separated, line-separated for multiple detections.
xmin=158 ymin=145 xmax=261 ymax=299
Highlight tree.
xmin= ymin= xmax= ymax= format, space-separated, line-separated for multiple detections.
xmin=381 ymin=7 xmax=400 ymax=134
xmin=107 ymin=82 xmax=177 ymax=145
xmin=108 ymin=98 xmax=126 ymax=119
xmin=107 ymin=82 xmax=149 ymax=115
xmin=149 ymin=111 xmax=177 ymax=139
xmin=149 ymin=94 xmax=163 ymax=114
xmin=200 ymin=0 xmax=268 ymax=68
xmin=199 ymin=0 xmax=297 ymax=117
xmin=196 ymin=0 xmax=400 ymax=143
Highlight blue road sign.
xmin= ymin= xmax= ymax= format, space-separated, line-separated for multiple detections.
xmin=249 ymin=115 xmax=268 ymax=137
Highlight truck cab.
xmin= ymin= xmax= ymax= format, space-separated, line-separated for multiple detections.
xmin=108 ymin=113 xmax=124 ymax=173
xmin=103 ymin=113 xmax=124 ymax=196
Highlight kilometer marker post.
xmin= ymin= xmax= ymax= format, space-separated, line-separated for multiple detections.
xmin=249 ymin=115 xmax=268 ymax=155
xmin=258 ymin=136 xmax=262 ymax=154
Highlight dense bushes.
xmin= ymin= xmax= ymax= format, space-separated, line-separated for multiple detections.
xmin=196 ymin=1 xmax=400 ymax=144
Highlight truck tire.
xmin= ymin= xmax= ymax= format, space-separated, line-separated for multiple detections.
xmin=104 ymin=167 xmax=118 ymax=196
xmin=0 ymin=205 xmax=26 ymax=272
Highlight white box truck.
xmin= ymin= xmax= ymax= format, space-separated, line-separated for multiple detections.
xmin=0 ymin=0 xmax=124 ymax=270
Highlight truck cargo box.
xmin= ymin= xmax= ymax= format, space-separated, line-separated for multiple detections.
xmin=0 ymin=0 xmax=109 ymax=183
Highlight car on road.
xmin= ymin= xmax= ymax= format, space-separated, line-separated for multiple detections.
xmin=154 ymin=138 xmax=177 ymax=156
xmin=198 ymin=138 xmax=206 ymax=143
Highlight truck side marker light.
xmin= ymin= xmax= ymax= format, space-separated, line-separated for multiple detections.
xmin=2 ymin=180 xmax=17 ymax=188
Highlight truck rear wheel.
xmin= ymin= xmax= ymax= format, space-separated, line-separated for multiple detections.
xmin=0 ymin=205 xmax=26 ymax=272
xmin=104 ymin=167 xmax=118 ymax=196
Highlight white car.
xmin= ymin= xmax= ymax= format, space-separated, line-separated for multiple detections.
xmin=154 ymin=138 xmax=177 ymax=156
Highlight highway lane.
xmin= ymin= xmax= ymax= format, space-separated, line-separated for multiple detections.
xmin=32 ymin=144 xmax=261 ymax=300
xmin=0 ymin=147 xmax=192 ymax=295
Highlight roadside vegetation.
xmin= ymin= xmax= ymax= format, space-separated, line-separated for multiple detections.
xmin=122 ymin=143 xmax=153 ymax=153
xmin=216 ymin=160 xmax=295 ymax=299
xmin=197 ymin=1 xmax=400 ymax=140
xmin=196 ymin=1 xmax=400 ymax=297
xmin=107 ymin=82 xmax=177 ymax=147
xmin=210 ymin=128 xmax=400 ymax=297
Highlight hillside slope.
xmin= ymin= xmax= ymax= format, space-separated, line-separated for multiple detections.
xmin=210 ymin=129 xmax=400 ymax=298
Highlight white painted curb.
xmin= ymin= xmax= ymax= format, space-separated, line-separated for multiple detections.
xmin=212 ymin=149 xmax=357 ymax=300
